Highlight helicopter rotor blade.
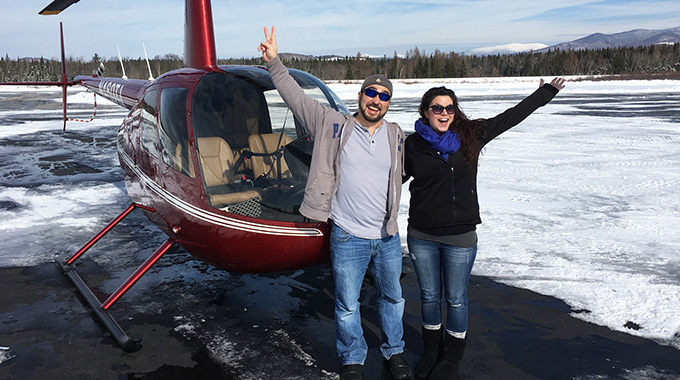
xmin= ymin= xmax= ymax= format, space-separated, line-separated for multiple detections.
xmin=39 ymin=0 xmax=81 ymax=15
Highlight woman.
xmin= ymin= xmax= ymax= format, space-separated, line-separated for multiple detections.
xmin=404 ymin=78 xmax=566 ymax=379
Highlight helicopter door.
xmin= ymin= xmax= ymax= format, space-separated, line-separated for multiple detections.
xmin=138 ymin=89 xmax=160 ymax=179
xmin=155 ymin=86 xmax=202 ymax=201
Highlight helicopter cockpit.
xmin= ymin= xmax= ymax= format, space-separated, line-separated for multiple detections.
xmin=192 ymin=67 xmax=349 ymax=222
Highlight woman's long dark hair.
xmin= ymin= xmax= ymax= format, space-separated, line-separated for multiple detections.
xmin=418 ymin=86 xmax=484 ymax=166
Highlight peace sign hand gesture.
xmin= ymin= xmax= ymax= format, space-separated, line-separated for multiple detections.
xmin=258 ymin=26 xmax=278 ymax=63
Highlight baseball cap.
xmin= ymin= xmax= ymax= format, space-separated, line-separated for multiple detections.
xmin=360 ymin=74 xmax=393 ymax=95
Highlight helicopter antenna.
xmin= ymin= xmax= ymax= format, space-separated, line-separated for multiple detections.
xmin=143 ymin=43 xmax=154 ymax=81
xmin=117 ymin=46 xmax=128 ymax=80
xmin=59 ymin=22 xmax=68 ymax=130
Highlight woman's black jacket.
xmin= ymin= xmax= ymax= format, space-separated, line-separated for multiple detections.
xmin=403 ymin=84 xmax=560 ymax=236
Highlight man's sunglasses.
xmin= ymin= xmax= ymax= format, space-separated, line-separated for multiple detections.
xmin=429 ymin=105 xmax=456 ymax=115
xmin=363 ymin=88 xmax=391 ymax=102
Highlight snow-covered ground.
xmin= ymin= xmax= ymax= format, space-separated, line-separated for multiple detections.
xmin=331 ymin=77 xmax=680 ymax=350
xmin=1 ymin=76 xmax=679 ymax=354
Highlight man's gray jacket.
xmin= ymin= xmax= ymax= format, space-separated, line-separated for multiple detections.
xmin=266 ymin=57 xmax=405 ymax=236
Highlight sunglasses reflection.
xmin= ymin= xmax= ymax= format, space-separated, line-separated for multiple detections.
xmin=363 ymin=88 xmax=391 ymax=102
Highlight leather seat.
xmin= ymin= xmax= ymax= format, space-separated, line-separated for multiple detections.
xmin=196 ymin=137 xmax=261 ymax=206
xmin=247 ymin=133 xmax=293 ymax=180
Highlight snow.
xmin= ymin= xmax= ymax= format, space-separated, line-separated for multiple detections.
xmin=1 ymin=76 xmax=679 ymax=352
xmin=465 ymin=42 xmax=549 ymax=56
xmin=328 ymin=76 xmax=680 ymax=350
xmin=0 ymin=348 xmax=13 ymax=366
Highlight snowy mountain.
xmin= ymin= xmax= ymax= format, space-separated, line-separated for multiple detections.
xmin=539 ymin=25 xmax=680 ymax=52
xmin=464 ymin=43 xmax=548 ymax=56
xmin=462 ymin=26 xmax=680 ymax=56
xmin=282 ymin=26 xmax=679 ymax=59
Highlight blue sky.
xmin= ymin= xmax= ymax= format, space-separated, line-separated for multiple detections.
xmin=2 ymin=0 xmax=680 ymax=60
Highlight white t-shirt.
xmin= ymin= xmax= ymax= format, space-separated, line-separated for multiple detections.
xmin=330 ymin=121 xmax=391 ymax=239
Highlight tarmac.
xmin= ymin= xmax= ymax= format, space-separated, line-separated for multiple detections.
xmin=2 ymin=74 xmax=680 ymax=380
xmin=1 ymin=246 xmax=679 ymax=380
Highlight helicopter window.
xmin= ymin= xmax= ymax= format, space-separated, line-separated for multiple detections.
xmin=141 ymin=89 xmax=159 ymax=157
xmin=159 ymin=87 xmax=194 ymax=177
xmin=190 ymin=70 xmax=345 ymax=222
xmin=262 ymin=87 xmax=331 ymax=138
xmin=263 ymin=90 xmax=298 ymax=139
xmin=192 ymin=73 xmax=271 ymax=150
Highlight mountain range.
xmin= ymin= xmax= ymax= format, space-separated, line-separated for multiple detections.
xmin=466 ymin=25 xmax=680 ymax=56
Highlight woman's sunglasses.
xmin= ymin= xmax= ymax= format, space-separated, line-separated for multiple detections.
xmin=363 ymin=88 xmax=391 ymax=101
xmin=429 ymin=105 xmax=456 ymax=115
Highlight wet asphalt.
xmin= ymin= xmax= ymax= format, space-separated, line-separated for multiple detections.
xmin=1 ymin=89 xmax=679 ymax=380
xmin=1 ymin=248 xmax=679 ymax=380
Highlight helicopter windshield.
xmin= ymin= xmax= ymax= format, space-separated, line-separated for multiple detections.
xmin=192 ymin=69 xmax=347 ymax=222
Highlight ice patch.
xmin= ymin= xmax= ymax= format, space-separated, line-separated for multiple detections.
xmin=0 ymin=347 xmax=13 ymax=365
xmin=2 ymin=78 xmax=679 ymax=349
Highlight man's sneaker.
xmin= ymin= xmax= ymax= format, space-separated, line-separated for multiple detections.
xmin=340 ymin=364 xmax=363 ymax=380
xmin=385 ymin=353 xmax=411 ymax=379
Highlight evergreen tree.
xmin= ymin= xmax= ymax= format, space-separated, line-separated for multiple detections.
xmin=2 ymin=43 xmax=679 ymax=82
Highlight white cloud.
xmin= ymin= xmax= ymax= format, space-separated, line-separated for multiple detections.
xmin=1 ymin=0 xmax=679 ymax=59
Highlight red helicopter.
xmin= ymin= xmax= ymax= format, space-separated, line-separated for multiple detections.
xmin=10 ymin=0 xmax=349 ymax=351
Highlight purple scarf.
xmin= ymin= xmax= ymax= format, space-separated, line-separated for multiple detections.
xmin=415 ymin=118 xmax=460 ymax=161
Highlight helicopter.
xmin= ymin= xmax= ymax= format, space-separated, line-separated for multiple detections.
xmin=8 ymin=0 xmax=351 ymax=351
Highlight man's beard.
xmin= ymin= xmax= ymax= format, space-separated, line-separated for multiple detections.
xmin=359 ymin=102 xmax=386 ymax=123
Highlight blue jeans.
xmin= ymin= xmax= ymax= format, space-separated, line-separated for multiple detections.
xmin=330 ymin=222 xmax=406 ymax=365
xmin=407 ymin=236 xmax=477 ymax=334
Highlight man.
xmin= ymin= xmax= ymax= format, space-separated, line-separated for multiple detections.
xmin=258 ymin=26 xmax=410 ymax=380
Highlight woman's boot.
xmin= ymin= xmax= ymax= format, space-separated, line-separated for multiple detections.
xmin=429 ymin=333 xmax=466 ymax=380
xmin=414 ymin=326 xmax=442 ymax=379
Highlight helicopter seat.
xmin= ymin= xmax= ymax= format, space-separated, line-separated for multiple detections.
xmin=197 ymin=137 xmax=262 ymax=207
xmin=248 ymin=133 xmax=293 ymax=180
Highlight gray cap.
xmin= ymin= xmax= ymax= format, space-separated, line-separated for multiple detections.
xmin=361 ymin=74 xmax=393 ymax=95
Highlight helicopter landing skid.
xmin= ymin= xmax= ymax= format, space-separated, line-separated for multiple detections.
xmin=58 ymin=203 xmax=176 ymax=352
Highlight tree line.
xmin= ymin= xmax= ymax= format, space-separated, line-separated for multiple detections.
xmin=2 ymin=43 xmax=679 ymax=83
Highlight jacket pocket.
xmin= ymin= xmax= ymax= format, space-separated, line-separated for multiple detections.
xmin=305 ymin=173 xmax=334 ymax=209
